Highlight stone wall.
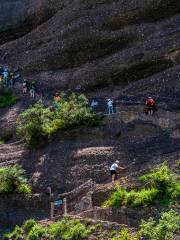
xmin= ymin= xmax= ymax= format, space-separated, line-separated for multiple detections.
xmin=0 ymin=194 xmax=51 ymax=228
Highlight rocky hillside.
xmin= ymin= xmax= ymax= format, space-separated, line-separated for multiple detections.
xmin=0 ymin=0 xmax=180 ymax=92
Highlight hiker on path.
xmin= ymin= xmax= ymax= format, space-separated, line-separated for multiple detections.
xmin=10 ymin=72 xmax=16 ymax=88
xmin=53 ymin=92 xmax=61 ymax=110
xmin=107 ymin=98 xmax=114 ymax=115
xmin=3 ymin=68 xmax=10 ymax=87
xmin=91 ymin=99 xmax=98 ymax=112
xmin=30 ymin=81 xmax=36 ymax=98
xmin=22 ymin=79 xmax=28 ymax=94
xmin=145 ymin=97 xmax=156 ymax=116
xmin=110 ymin=160 xmax=125 ymax=186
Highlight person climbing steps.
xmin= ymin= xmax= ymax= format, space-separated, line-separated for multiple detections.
xmin=110 ymin=160 xmax=125 ymax=186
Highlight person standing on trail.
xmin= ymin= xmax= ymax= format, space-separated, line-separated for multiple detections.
xmin=110 ymin=160 xmax=125 ymax=186
xmin=91 ymin=99 xmax=98 ymax=112
xmin=145 ymin=97 xmax=156 ymax=116
xmin=107 ymin=98 xmax=114 ymax=115
xmin=53 ymin=92 xmax=61 ymax=110
xmin=3 ymin=68 xmax=9 ymax=87
xmin=30 ymin=81 xmax=36 ymax=98
xmin=22 ymin=79 xmax=28 ymax=94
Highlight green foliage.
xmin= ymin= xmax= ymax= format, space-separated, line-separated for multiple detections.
xmin=111 ymin=228 xmax=140 ymax=240
xmin=17 ymin=94 xmax=103 ymax=145
xmin=0 ymin=164 xmax=31 ymax=194
xmin=139 ymin=210 xmax=180 ymax=240
xmin=0 ymin=89 xmax=18 ymax=108
xmin=22 ymin=219 xmax=37 ymax=234
xmin=104 ymin=163 xmax=179 ymax=208
xmin=104 ymin=186 xmax=159 ymax=208
xmin=4 ymin=226 xmax=24 ymax=240
xmin=17 ymin=101 xmax=54 ymax=145
xmin=140 ymin=163 xmax=175 ymax=192
xmin=5 ymin=218 xmax=95 ymax=240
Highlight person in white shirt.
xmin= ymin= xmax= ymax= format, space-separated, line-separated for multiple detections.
xmin=107 ymin=98 xmax=114 ymax=115
xmin=91 ymin=99 xmax=98 ymax=112
xmin=110 ymin=160 xmax=125 ymax=186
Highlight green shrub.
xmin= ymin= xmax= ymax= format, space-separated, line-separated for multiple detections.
xmin=104 ymin=186 xmax=159 ymax=208
xmin=140 ymin=163 xmax=175 ymax=192
xmin=0 ymin=164 xmax=31 ymax=194
xmin=26 ymin=224 xmax=48 ymax=240
xmin=17 ymin=101 xmax=54 ymax=145
xmin=0 ymin=89 xmax=18 ymax=108
xmin=22 ymin=219 xmax=37 ymax=234
xmin=111 ymin=228 xmax=140 ymax=240
xmin=17 ymin=94 xmax=103 ymax=145
xmin=4 ymin=226 xmax=24 ymax=240
xmin=139 ymin=210 xmax=180 ymax=240
xmin=5 ymin=218 xmax=95 ymax=240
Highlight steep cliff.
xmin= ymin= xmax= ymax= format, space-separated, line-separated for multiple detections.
xmin=0 ymin=0 xmax=179 ymax=92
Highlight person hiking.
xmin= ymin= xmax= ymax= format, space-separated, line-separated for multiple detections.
xmin=91 ymin=99 xmax=98 ymax=112
xmin=110 ymin=160 xmax=125 ymax=186
xmin=30 ymin=81 xmax=36 ymax=98
xmin=3 ymin=68 xmax=10 ymax=87
xmin=107 ymin=98 xmax=114 ymax=115
xmin=145 ymin=97 xmax=156 ymax=116
xmin=10 ymin=73 xmax=16 ymax=88
xmin=22 ymin=79 xmax=28 ymax=94
xmin=53 ymin=92 xmax=61 ymax=110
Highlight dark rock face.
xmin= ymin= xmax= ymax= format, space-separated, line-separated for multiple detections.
xmin=0 ymin=0 xmax=179 ymax=92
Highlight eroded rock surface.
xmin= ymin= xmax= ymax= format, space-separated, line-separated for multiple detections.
xmin=0 ymin=0 xmax=179 ymax=92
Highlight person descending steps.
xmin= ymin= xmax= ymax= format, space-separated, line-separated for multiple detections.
xmin=145 ymin=96 xmax=157 ymax=116
xmin=110 ymin=160 xmax=125 ymax=186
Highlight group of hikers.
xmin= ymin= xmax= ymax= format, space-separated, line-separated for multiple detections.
xmin=90 ymin=96 xmax=157 ymax=116
xmin=0 ymin=66 xmax=37 ymax=98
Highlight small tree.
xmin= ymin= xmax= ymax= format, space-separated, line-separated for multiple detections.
xmin=17 ymin=101 xmax=54 ymax=145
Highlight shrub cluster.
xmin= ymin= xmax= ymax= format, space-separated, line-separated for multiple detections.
xmin=0 ymin=88 xmax=18 ymax=108
xmin=0 ymin=164 xmax=31 ymax=194
xmin=4 ymin=218 xmax=96 ymax=240
xmin=104 ymin=163 xmax=180 ymax=208
xmin=5 ymin=211 xmax=180 ymax=240
xmin=112 ymin=210 xmax=180 ymax=240
xmin=17 ymin=94 xmax=103 ymax=145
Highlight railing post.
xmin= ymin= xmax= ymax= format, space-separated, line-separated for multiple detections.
xmin=63 ymin=198 xmax=67 ymax=216
xmin=50 ymin=202 xmax=54 ymax=220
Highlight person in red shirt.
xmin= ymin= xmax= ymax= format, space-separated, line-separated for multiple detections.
xmin=146 ymin=97 xmax=156 ymax=116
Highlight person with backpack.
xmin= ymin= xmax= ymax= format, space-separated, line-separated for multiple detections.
xmin=145 ymin=97 xmax=156 ymax=116
xmin=107 ymin=98 xmax=114 ymax=115
xmin=30 ymin=81 xmax=36 ymax=98
xmin=110 ymin=160 xmax=125 ymax=186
